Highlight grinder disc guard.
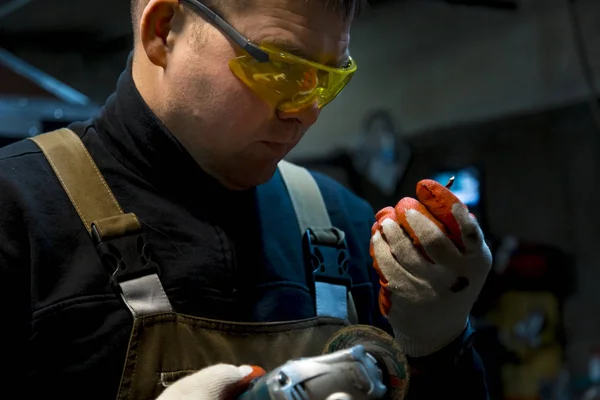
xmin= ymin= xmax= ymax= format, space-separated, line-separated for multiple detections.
xmin=322 ymin=325 xmax=410 ymax=400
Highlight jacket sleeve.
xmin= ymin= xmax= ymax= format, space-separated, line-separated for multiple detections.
xmin=0 ymin=174 xmax=31 ymax=386
xmin=404 ymin=323 xmax=490 ymax=399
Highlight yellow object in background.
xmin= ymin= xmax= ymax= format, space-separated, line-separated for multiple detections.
xmin=502 ymin=344 xmax=562 ymax=400
xmin=486 ymin=291 xmax=563 ymax=399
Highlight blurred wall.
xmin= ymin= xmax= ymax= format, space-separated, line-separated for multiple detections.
xmin=290 ymin=0 xmax=600 ymax=159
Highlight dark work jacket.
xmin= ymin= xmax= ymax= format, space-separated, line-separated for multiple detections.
xmin=0 ymin=56 xmax=488 ymax=399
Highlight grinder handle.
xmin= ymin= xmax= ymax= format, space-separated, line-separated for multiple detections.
xmin=236 ymin=345 xmax=387 ymax=400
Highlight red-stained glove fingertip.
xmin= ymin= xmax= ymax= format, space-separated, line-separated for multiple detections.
xmin=379 ymin=287 xmax=392 ymax=317
xmin=371 ymin=221 xmax=379 ymax=237
xmin=372 ymin=207 xmax=397 ymax=236
xmin=416 ymin=179 xmax=463 ymax=209
xmin=369 ymin=229 xmax=392 ymax=317
xmin=375 ymin=206 xmax=395 ymax=221
xmin=228 ymin=366 xmax=267 ymax=399
xmin=415 ymin=180 xmax=467 ymax=252
xmin=370 ymin=243 xmax=390 ymax=287
xmin=394 ymin=197 xmax=440 ymax=263
xmin=242 ymin=366 xmax=266 ymax=383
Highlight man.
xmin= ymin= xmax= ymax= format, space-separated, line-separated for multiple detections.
xmin=0 ymin=0 xmax=492 ymax=398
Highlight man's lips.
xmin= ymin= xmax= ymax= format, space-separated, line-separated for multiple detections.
xmin=261 ymin=141 xmax=291 ymax=153
xmin=260 ymin=124 xmax=303 ymax=156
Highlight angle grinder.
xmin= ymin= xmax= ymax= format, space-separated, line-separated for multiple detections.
xmin=238 ymin=324 xmax=410 ymax=400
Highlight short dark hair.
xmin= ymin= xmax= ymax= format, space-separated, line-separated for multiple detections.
xmin=131 ymin=0 xmax=367 ymax=35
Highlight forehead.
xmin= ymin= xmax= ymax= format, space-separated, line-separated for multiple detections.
xmin=233 ymin=0 xmax=353 ymax=65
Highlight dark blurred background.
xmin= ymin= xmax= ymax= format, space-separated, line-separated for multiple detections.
xmin=1 ymin=0 xmax=599 ymax=398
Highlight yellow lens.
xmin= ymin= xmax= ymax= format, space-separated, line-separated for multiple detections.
xmin=229 ymin=45 xmax=356 ymax=111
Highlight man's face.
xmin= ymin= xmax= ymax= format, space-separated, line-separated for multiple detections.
xmin=155 ymin=0 xmax=353 ymax=189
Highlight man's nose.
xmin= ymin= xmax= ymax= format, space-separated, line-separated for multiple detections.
xmin=277 ymin=101 xmax=321 ymax=127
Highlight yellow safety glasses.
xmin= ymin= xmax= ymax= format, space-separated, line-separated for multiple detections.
xmin=229 ymin=44 xmax=357 ymax=112
xmin=179 ymin=0 xmax=358 ymax=112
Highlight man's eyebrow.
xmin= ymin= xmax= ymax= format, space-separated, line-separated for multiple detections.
xmin=262 ymin=38 xmax=350 ymax=68
xmin=263 ymin=39 xmax=314 ymax=60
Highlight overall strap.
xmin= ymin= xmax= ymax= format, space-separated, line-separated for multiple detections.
xmin=278 ymin=160 xmax=358 ymax=324
xmin=30 ymin=128 xmax=172 ymax=317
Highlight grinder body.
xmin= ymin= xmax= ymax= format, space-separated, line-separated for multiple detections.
xmin=238 ymin=325 xmax=409 ymax=400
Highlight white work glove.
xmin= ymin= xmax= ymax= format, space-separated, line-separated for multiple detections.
xmin=370 ymin=179 xmax=492 ymax=357
xmin=157 ymin=364 xmax=266 ymax=400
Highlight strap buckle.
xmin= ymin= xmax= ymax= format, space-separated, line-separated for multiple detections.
xmin=303 ymin=227 xmax=353 ymax=319
xmin=91 ymin=223 xmax=161 ymax=291
xmin=303 ymin=226 xmax=353 ymax=293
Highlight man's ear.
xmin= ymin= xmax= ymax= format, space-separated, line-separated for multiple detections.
xmin=138 ymin=0 xmax=181 ymax=68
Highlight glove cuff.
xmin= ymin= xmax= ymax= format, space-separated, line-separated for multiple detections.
xmin=393 ymin=318 xmax=469 ymax=357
